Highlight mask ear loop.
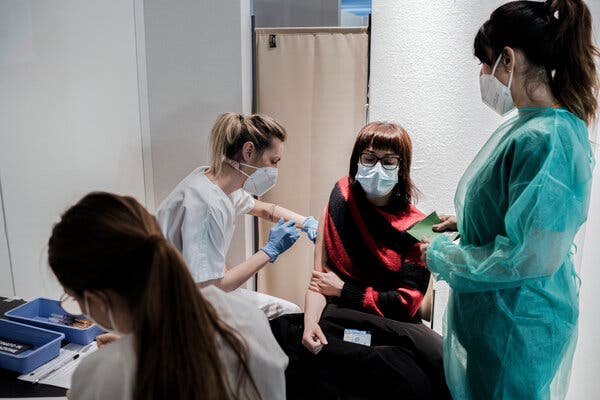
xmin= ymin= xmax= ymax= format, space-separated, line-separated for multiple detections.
xmin=84 ymin=294 xmax=103 ymax=328
xmin=491 ymin=54 xmax=503 ymax=76
xmin=224 ymin=158 xmax=252 ymax=178
xmin=491 ymin=54 xmax=513 ymax=89
xmin=238 ymin=162 xmax=260 ymax=171
xmin=84 ymin=295 xmax=92 ymax=318
xmin=107 ymin=307 xmax=120 ymax=334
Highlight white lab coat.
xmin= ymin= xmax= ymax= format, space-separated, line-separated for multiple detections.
xmin=156 ymin=166 xmax=301 ymax=319
xmin=69 ymin=286 xmax=289 ymax=400
xmin=157 ymin=166 xmax=255 ymax=283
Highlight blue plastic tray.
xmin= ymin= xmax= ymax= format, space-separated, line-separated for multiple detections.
xmin=5 ymin=298 xmax=105 ymax=345
xmin=0 ymin=318 xmax=64 ymax=374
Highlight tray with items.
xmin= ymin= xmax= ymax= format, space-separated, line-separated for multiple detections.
xmin=0 ymin=319 xmax=64 ymax=374
xmin=5 ymin=298 xmax=104 ymax=345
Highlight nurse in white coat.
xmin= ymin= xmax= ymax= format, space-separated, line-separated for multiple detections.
xmin=157 ymin=112 xmax=318 ymax=318
xmin=48 ymin=192 xmax=287 ymax=400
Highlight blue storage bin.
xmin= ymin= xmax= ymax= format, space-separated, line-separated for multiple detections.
xmin=5 ymin=298 xmax=105 ymax=345
xmin=0 ymin=319 xmax=64 ymax=374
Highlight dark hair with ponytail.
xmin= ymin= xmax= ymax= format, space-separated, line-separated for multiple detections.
xmin=474 ymin=0 xmax=599 ymax=124
xmin=48 ymin=192 xmax=261 ymax=400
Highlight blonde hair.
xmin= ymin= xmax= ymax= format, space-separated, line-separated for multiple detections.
xmin=209 ymin=113 xmax=287 ymax=176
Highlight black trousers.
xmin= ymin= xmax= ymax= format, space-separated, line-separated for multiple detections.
xmin=269 ymin=304 xmax=451 ymax=400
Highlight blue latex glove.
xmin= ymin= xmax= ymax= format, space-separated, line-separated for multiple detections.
xmin=301 ymin=216 xmax=318 ymax=243
xmin=260 ymin=218 xmax=300 ymax=262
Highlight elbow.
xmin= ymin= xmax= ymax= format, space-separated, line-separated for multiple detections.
xmin=217 ymin=280 xmax=236 ymax=292
xmin=197 ymin=278 xmax=231 ymax=292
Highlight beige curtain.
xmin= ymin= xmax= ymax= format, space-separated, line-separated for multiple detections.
xmin=255 ymin=27 xmax=369 ymax=309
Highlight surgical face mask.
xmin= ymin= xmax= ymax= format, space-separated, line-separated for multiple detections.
xmin=235 ymin=161 xmax=278 ymax=197
xmin=355 ymin=162 xmax=398 ymax=197
xmin=84 ymin=296 xmax=123 ymax=335
xmin=480 ymin=54 xmax=515 ymax=116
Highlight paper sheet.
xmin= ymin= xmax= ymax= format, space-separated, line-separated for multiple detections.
xmin=18 ymin=341 xmax=97 ymax=389
xmin=407 ymin=211 xmax=459 ymax=242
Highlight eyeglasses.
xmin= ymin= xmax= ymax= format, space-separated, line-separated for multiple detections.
xmin=59 ymin=293 xmax=83 ymax=316
xmin=359 ymin=152 xmax=401 ymax=170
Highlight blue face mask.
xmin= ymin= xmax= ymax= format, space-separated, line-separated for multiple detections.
xmin=355 ymin=162 xmax=398 ymax=197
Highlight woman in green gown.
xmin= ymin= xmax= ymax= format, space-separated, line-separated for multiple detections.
xmin=421 ymin=1 xmax=599 ymax=399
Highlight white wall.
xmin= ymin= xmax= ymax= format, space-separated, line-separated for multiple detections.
xmin=370 ymin=0 xmax=600 ymax=398
xmin=0 ymin=1 xmax=146 ymax=299
xmin=570 ymin=148 xmax=600 ymax=399
xmin=142 ymin=0 xmax=253 ymax=272
xmin=566 ymin=3 xmax=600 ymax=399
xmin=370 ymin=0 xmax=505 ymax=214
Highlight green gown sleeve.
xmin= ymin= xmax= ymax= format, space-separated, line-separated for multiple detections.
xmin=427 ymin=127 xmax=590 ymax=293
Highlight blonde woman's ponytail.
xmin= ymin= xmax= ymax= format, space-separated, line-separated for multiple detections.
xmin=209 ymin=112 xmax=245 ymax=176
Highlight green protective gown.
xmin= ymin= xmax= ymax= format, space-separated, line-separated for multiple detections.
xmin=427 ymin=107 xmax=594 ymax=400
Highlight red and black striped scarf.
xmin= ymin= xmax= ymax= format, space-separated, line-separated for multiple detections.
xmin=324 ymin=177 xmax=428 ymax=292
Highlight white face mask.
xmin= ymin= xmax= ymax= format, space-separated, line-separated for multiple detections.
xmin=355 ymin=162 xmax=398 ymax=197
xmin=84 ymin=296 xmax=122 ymax=335
xmin=480 ymin=54 xmax=515 ymax=116
xmin=235 ymin=161 xmax=278 ymax=197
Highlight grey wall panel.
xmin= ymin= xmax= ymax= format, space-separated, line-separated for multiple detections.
xmin=0 ymin=173 xmax=14 ymax=296
xmin=254 ymin=0 xmax=339 ymax=28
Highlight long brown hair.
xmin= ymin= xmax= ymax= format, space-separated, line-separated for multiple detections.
xmin=209 ymin=112 xmax=287 ymax=176
xmin=348 ymin=121 xmax=419 ymax=210
xmin=48 ymin=193 xmax=261 ymax=400
xmin=474 ymin=0 xmax=599 ymax=124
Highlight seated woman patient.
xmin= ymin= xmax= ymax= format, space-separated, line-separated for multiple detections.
xmin=48 ymin=192 xmax=287 ymax=400
xmin=304 ymin=121 xmax=431 ymax=353
xmin=269 ymin=122 xmax=447 ymax=400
